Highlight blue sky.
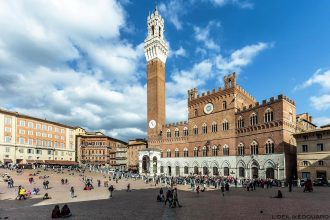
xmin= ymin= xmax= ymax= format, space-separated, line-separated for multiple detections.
xmin=0 ymin=0 xmax=330 ymax=141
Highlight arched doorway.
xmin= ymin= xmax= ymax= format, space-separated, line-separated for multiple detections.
xmin=239 ymin=167 xmax=245 ymax=178
xmin=176 ymin=166 xmax=180 ymax=176
xmin=194 ymin=166 xmax=199 ymax=175
xmin=153 ymin=156 xmax=157 ymax=174
xmin=213 ymin=167 xmax=219 ymax=176
xmin=142 ymin=155 xmax=150 ymax=173
xmin=224 ymin=167 xmax=229 ymax=176
xmin=252 ymin=167 xmax=258 ymax=178
xmin=168 ymin=166 xmax=172 ymax=176
xmin=266 ymin=168 xmax=274 ymax=179
xmin=203 ymin=166 xmax=208 ymax=175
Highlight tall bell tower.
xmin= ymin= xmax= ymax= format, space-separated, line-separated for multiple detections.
xmin=144 ymin=8 xmax=168 ymax=140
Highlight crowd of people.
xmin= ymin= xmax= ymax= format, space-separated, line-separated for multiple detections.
xmin=0 ymin=163 xmax=321 ymax=219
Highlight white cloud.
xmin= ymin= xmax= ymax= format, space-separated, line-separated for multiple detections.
xmin=214 ymin=42 xmax=272 ymax=74
xmin=159 ymin=1 xmax=185 ymax=30
xmin=313 ymin=117 xmax=330 ymax=127
xmin=300 ymin=69 xmax=330 ymax=90
xmin=171 ymin=46 xmax=187 ymax=57
xmin=194 ymin=21 xmax=221 ymax=51
xmin=0 ymin=0 xmax=146 ymax=141
xmin=209 ymin=0 xmax=253 ymax=9
xmin=310 ymin=95 xmax=330 ymax=111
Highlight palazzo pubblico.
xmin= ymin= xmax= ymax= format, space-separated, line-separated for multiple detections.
xmin=139 ymin=9 xmax=315 ymax=180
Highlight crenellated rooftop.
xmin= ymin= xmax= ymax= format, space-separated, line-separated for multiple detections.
xmin=236 ymin=94 xmax=295 ymax=113
xmin=235 ymin=85 xmax=256 ymax=101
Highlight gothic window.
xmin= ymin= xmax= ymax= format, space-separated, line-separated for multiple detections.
xmin=202 ymin=123 xmax=207 ymax=134
xmin=223 ymin=145 xmax=229 ymax=156
xmin=211 ymin=122 xmax=217 ymax=133
xmin=193 ymin=147 xmax=199 ymax=157
xmin=174 ymin=128 xmax=179 ymax=137
xmin=212 ymin=146 xmax=218 ymax=156
xmin=151 ymin=25 xmax=154 ymax=36
xmin=166 ymin=129 xmax=171 ymax=138
xmin=238 ymin=143 xmax=245 ymax=156
xmin=251 ymin=141 xmax=258 ymax=155
xmin=250 ymin=113 xmax=258 ymax=126
xmin=264 ymin=108 xmax=274 ymax=123
xmin=167 ymin=149 xmax=171 ymax=158
xmin=222 ymin=120 xmax=229 ymax=131
xmin=194 ymin=125 xmax=198 ymax=136
xmin=237 ymin=116 xmax=244 ymax=128
xmin=194 ymin=109 xmax=198 ymax=117
xmin=183 ymin=127 xmax=189 ymax=136
xmin=159 ymin=27 xmax=161 ymax=37
xmin=202 ymin=146 xmax=208 ymax=156
xmin=222 ymin=101 xmax=227 ymax=110
xmin=175 ymin=148 xmax=179 ymax=157
xmin=183 ymin=148 xmax=189 ymax=157
xmin=266 ymin=139 xmax=275 ymax=154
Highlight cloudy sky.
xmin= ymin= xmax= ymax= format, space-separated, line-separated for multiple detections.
xmin=0 ymin=0 xmax=330 ymax=141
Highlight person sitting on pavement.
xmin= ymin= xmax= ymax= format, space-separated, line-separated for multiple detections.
xmin=51 ymin=205 xmax=61 ymax=218
xmin=43 ymin=193 xmax=52 ymax=200
xmin=61 ymin=204 xmax=72 ymax=218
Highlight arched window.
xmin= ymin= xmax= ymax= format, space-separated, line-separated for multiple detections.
xmin=264 ymin=108 xmax=274 ymax=123
xmin=166 ymin=129 xmax=171 ymax=138
xmin=151 ymin=25 xmax=154 ymax=36
xmin=212 ymin=146 xmax=218 ymax=156
xmin=193 ymin=147 xmax=199 ymax=157
xmin=223 ymin=101 xmax=227 ymax=110
xmin=223 ymin=145 xmax=229 ymax=156
xmin=174 ymin=128 xmax=179 ymax=137
xmin=175 ymin=148 xmax=179 ymax=157
xmin=194 ymin=125 xmax=198 ymax=136
xmin=202 ymin=123 xmax=207 ymax=134
xmin=266 ymin=139 xmax=275 ymax=154
xmin=167 ymin=149 xmax=171 ymax=158
xmin=160 ymin=150 xmax=163 ymax=158
xmin=184 ymin=166 xmax=189 ymax=174
xmin=183 ymin=148 xmax=189 ymax=157
xmin=250 ymin=113 xmax=258 ymax=126
xmin=211 ymin=122 xmax=218 ymax=133
xmin=194 ymin=109 xmax=198 ymax=117
xmin=159 ymin=27 xmax=161 ymax=37
xmin=183 ymin=127 xmax=189 ymax=136
xmin=222 ymin=120 xmax=229 ymax=131
xmin=237 ymin=116 xmax=244 ymax=128
xmin=251 ymin=141 xmax=258 ymax=155
xmin=202 ymin=146 xmax=208 ymax=156
xmin=238 ymin=143 xmax=245 ymax=156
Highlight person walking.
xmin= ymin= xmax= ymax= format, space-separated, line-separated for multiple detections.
xmin=172 ymin=188 xmax=182 ymax=208
xmin=220 ymin=181 xmax=225 ymax=196
xmin=70 ymin=187 xmax=75 ymax=198
xmin=127 ymin=183 xmax=130 ymax=192
xmin=108 ymin=185 xmax=114 ymax=198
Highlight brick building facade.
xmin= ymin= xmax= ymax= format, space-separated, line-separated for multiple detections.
xmin=139 ymin=9 xmax=315 ymax=180
xmin=76 ymin=129 xmax=127 ymax=168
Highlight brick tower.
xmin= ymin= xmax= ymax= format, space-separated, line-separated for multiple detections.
xmin=144 ymin=8 xmax=168 ymax=140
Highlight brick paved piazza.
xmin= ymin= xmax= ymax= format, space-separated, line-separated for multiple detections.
xmin=1 ymin=168 xmax=330 ymax=220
